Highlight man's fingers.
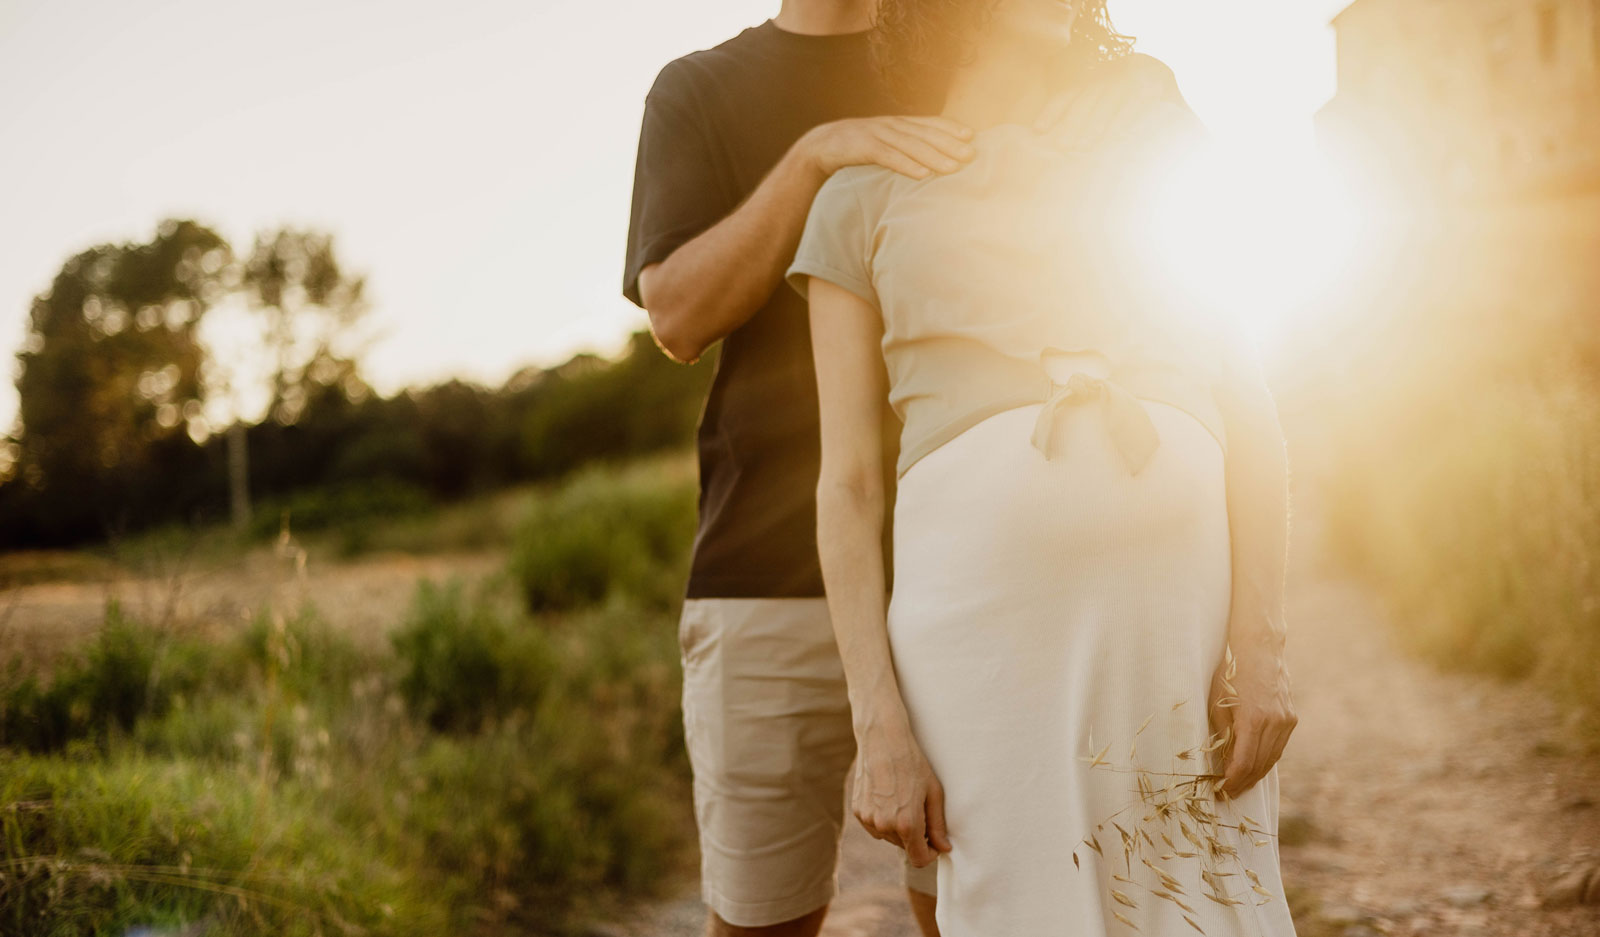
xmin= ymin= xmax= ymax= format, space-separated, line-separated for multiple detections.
xmin=894 ymin=121 xmax=978 ymax=163
xmin=865 ymin=141 xmax=936 ymax=180
xmin=875 ymin=127 xmax=965 ymax=173
xmin=894 ymin=114 xmax=976 ymax=146
xmin=925 ymin=778 xmax=952 ymax=853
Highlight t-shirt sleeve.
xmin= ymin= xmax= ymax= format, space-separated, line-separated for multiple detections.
xmin=785 ymin=170 xmax=879 ymax=309
xmin=622 ymin=62 xmax=733 ymax=308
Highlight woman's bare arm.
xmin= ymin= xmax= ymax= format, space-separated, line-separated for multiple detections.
xmin=1209 ymin=368 xmax=1299 ymax=799
xmin=808 ymin=276 xmax=951 ymax=867
xmin=811 ymin=275 xmax=896 ymax=721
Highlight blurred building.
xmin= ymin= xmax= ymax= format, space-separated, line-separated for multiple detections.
xmin=1317 ymin=0 xmax=1600 ymax=200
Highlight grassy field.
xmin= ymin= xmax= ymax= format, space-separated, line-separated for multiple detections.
xmin=0 ymin=453 xmax=701 ymax=936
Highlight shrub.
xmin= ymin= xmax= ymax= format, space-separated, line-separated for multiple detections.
xmin=385 ymin=599 xmax=691 ymax=930
xmin=0 ymin=601 xmax=218 ymax=754
xmin=507 ymin=464 xmax=696 ymax=613
xmin=389 ymin=576 xmax=560 ymax=732
xmin=235 ymin=603 xmax=370 ymax=708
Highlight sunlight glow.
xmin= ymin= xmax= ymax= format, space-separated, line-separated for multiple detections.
xmin=1138 ymin=134 xmax=1367 ymax=359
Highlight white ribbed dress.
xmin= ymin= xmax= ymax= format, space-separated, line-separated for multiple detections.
xmin=887 ymin=378 xmax=1295 ymax=936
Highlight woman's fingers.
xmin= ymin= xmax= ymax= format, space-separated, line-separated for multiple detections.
xmin=1212 ymin=644 xmax=1298 ymax=800
xmin=858 ymin=808 xmax=905 ymax=849
xmin=1220 ymin=709 xmax=1298 ymax=798
xmin=924 ymin=775 xmax=952 ymax=854
xmin=849 ymin=724 xmax=953 ymax=867
xmin=1219 ymin=712 xmax=1263 ymax=798
xmin=901 ymin=807 xmax=937 ymax=868
xmin=1258 ymin=714 xmax=1297 ymax=781
xmin=854 ymin=795 xmax=901 ymax=847
xmin=851 ymin=757 xmax=952 ymax=867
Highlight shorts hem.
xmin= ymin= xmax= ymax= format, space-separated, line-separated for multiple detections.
xmin=703 ymin=879 xmax=837 ymax=929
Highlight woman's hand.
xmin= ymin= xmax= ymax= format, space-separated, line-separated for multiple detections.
xmin=851 ymin=705 xmax=952 ymax=868
xmin=1208 ymin=643 xmax=1299 ymax=800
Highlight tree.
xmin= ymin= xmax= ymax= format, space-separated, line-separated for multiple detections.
xmin=240 ymin=228 xmax=375 ymax=427
xmin=207 ymin=226 xmax=376 ymax=530
xmin=10 ymin=219 xmax=230 ymax=539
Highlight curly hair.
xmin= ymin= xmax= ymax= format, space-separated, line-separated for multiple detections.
xmin=869 ymin=0 xmax=1135 ymax=110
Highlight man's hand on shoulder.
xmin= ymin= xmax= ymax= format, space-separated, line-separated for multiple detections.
xmin=797 ymin=115 xmax=977 ymax=182
xmin=1033 ymin=52 xmax=1186 ymax=152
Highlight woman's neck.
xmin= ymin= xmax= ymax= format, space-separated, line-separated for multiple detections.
xmin=939 ymin=38 xmax=1064 ymax=132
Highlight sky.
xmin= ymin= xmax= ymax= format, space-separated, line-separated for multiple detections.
xmin=0 ymin=0 xmax=1352 ymax=436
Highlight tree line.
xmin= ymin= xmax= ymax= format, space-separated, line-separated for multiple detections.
xmin=0 ymin=218 xmax=713 ymax=549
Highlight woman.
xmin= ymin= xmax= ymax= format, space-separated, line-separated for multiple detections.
xmin=784 ymin=1 xmax=1301 ymax=934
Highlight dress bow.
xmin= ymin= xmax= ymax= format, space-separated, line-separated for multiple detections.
xmin=1028 ymin=369 xmax=1161 ymax=476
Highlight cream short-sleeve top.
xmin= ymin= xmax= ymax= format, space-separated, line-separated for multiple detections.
xmin=785 ymin=99 xmax=1264 ymax=481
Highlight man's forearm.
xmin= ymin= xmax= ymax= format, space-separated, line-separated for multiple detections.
xmin=1217 ymin=380 xmax=1291 ymax=656
xmin=644 ymin=139 xmax=827 ymax=363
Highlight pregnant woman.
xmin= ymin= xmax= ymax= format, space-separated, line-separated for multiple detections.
xmin=786 ymin=0 xmax=1301 ymax=934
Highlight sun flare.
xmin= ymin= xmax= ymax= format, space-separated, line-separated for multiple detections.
xmin=1138 ymin=132 xmax=1367 ymax=362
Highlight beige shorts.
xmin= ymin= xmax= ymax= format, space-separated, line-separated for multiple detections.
xmin=678 ymin=596 xmax=937 ymax=927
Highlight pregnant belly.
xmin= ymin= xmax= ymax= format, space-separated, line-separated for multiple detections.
xmin=890 ymin=399 xmax=1229 ymax=609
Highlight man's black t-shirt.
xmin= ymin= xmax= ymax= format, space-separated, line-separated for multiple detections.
xmin=623 ymin=19 xmax=910 ymax=599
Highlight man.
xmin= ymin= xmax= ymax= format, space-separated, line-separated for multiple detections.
xmin=622 ymin=3 xmax=1177 ymax=934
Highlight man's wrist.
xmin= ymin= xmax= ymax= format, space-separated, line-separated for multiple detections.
xmin=788 ymin=127 xmax=831 ymax=188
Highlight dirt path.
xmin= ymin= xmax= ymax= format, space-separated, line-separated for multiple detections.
xmin=1267 ymin=533 xmax=1600 ymax=937
xmin=596 ymin=508 xmax=1600 ymax=937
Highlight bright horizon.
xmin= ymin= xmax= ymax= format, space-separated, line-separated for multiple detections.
xmin=0 ymin=0 xmax=1351 ymax=437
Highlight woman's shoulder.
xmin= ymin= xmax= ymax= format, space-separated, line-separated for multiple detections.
xmin=1077 ymin=56 xmax=1207 ymax=165
xmin=1073 ymin=53 xmax=1201 ymax=140
xmin=813 ymin=163 xmax=899 ymax=218
xmin=1095 ymin=53 xmax=1185 ymax=106
xmin=823 ymin=162 xmax=900 ymax=195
